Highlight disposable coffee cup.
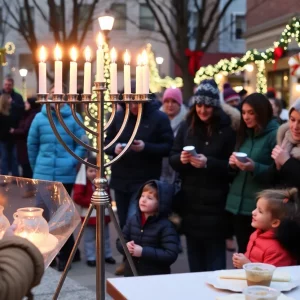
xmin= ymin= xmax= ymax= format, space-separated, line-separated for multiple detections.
xmin=243 ymin=286 xmax=280 ymax=300
xmin=235 ymin=152 xmax=248 ymax=163
xmin=183 ymin=146 xmax=197 ymax=156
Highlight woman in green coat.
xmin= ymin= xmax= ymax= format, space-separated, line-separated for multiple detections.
xmin=226 ymin=93 xmax=279 ymax=253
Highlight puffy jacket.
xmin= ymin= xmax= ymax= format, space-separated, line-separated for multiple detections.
xmin=117 ymin=180 xmax=179 ymax=276
xmin=27 ymin=105 xmax=86 ymax=183
xmin=105 ymin=101 xmax=173 ymax=193
xmin=245 ymin=229 xmax=296 ymax=267
xmin=226 ymin=119 xmax=279 ymax=215
xmin=169 ymin=109 xmax=236 ymax=239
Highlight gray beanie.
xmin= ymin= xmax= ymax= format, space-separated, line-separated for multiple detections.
xmin=193 ymin=79 xmax=220 ymax=107
xmin=289 ymin=98 xmax=300 ymax=116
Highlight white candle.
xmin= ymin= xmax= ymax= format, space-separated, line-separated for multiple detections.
xmin=124 ymin=50 xmax=131 ymax=94
xmin=96 ymin=33 xmax=105 ymax=82
xmin=69 ymin=47 xmax=77 ymax=94
xmin=110 ymin=47 xmax=117 ymax=94
xmin=54 ymin=44 xmax=62 ymax=94
xmin=142 ymin=50 xmax=149 ymax=94
xmin=39 ymin=46 xmax=47 ymax=94
xmin=83 ymin=46 xmax=91 ymax=94
xmin=136 ymin=54 xmax=143 ymax=94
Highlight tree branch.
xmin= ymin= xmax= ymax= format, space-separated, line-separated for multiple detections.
xmin=32 ymin=0 xmax=50 ymax=24
xmin=48 ymin=0 xmax=61 ymax=43
xmin=61 ymin=0 xmax=66 ymax=41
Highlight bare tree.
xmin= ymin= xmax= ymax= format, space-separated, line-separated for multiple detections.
xmin=3 ymin=0 xmax=98 ymax=88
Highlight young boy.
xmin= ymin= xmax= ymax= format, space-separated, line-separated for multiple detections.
xmin=116 ymin=180 xmax=179 ymax=276
xmin=73 ymin=156 xmax=115 ymax=267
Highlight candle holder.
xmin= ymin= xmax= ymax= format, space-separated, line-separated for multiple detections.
xmin=37 ymin=93 xmax=49 ymax=102
xmin=37 ymin=83 xmax=147 ymax=300
xmin=123 ymin=93 xmax=134 ymax=101
xmin=67 ymin=93 xmax=78 ymax=101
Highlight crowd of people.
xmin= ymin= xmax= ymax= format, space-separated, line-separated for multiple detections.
xmin=1 ymin=76 xmax=300 ymax=285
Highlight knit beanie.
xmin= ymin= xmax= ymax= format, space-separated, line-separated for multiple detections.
xmin=193 ymin=79 xmax=220 ymax=107
xmin=223 ymin=83 xmax=240 ymax=103
xmin=162 ymin=88 xmax=183 ymax=106
xmin=289 ymin=98 xmax=300 ymax=116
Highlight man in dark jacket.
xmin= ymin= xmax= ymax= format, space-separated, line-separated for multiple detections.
xmin=116 ymin=180 xmax=179 ymax=276
xmin=105 ymin=100 xmax=173 ymax=229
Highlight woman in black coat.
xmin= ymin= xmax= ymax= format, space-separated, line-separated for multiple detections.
xmin=169 ymin=79 xmax=236 ymax=272
xmin=268 ymin=99 xmax=300 ymax=190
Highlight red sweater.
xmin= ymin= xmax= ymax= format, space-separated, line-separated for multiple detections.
xmin=245 ymin=229 xmax=296 ymax=267
xmin=73 ymin=179 xmax=110 ymax=225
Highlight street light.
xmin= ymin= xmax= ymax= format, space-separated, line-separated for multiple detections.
xmin=98 ymin=14 xmax=115 ymax=42
xmin=156 ymin=56 xmax=164 ymax=74
xmin=19 ymin=68 xmax=28 ymax=100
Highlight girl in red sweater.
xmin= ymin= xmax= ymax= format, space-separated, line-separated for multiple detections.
xmin=233 ymin=188 xmax=300 ymax=268
xmin=73 ymin=156 xmax=116 ymax=267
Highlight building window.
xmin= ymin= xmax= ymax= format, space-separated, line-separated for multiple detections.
xmin=111 ymin=3 xmax=126 ymax=30
xmin=19 ymin=54 xmax=34 ymax=72
xmin=233 ymin=14 xmax=246 ymax=40
xmin=20 ymin=6 xmax=35 ymax=31
xmin=78 ymin=4 xmax=93 ymax=31
xmin=139 ymin=4 xmax=155 ymax=30
xmin=49 ymin=5 xmax=63 ymax=32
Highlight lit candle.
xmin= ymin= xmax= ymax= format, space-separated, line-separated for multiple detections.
xmin=110 ymin=47 xmax=117 ymax=94
xmin=142 ymin=49 xmax=149 ymax=94
xmin=83 ymin=46 xmax=91 ymax=94
xmin=96 ymin=33 xmax=105 ymax=82
xmin=69 ymin=47 xmax=77 ymax=94
xmin=39 ymin=46 xmax=47 ymax=94
xmin=124 ymin=50 xmax=131 ymax=94
xmin=136 ymin=54 xmax=143 ymax=94
xmin=54 ymin=44 xmax=62 ymax=94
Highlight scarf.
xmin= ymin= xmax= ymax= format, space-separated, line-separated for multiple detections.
xmin=277 ymin=123 xmax=300 ymax=160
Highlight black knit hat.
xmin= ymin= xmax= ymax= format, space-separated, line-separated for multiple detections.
xmin=193 ymin=79 xmax=220 ymax=107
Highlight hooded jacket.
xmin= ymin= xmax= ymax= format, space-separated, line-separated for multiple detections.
xmin=226 ymin=119 xmax=279 ymax=215
xmin=116 ymin=180 xmax=179 ymax=276
xmin=169 ymin=107 xmax=237 ymax=239
xmin=105 ymin=101 xmax=173 ymax=192
xmin=27 ymin=105 xmax=86 ymax=183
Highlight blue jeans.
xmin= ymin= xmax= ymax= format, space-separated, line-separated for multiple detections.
xmin=84 ymin=224 xmax=112 ymax=260
xmin=114 ymin=189 xmax=138 ymax=229
xmin=186 ymin=237 xmax=226 ymax=272
xmin=0 ymin=141 xmax=19 ymax=176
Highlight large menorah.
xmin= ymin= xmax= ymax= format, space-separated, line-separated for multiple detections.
xmin=37 ymin=83 xmax=149 ymax=300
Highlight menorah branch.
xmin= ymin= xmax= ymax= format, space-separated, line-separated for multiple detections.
xmin=104 ymin=102 xmax=117 ymax=132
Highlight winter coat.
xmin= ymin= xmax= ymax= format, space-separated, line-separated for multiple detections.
xmin=12 ymin=107 xmax=40 ymax=164
xmin=245 ymin=229 xmax=296 ymax=267
xmin=0 ymin=113 xmax=13 ymax=142
xmin=116 ymin=180 xmax=179 ymax=276
xmin=105 ymin=101 xmax=174 ymax=193
xmin=264 ymin=123 xmax=300 ymax=190
xmin=226 ymin=119 xmax=279 ymax=215
xmin=27 ymin=105 xmax=86 ymax=183
xmin=169 ymin=109 xmax=237 ymax=239
xmin=0 ymin=236 xmax=44 ymax=300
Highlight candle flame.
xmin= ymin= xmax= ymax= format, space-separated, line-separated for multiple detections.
xmin=110 ymin=47 xmax=117 ymax=63
xmin=142 ymin=49 xmax=148 ymax=65
xmin=97 ymin=32 xmax=104 ymax=48
xmin=124 ymin=50 xmax=130 ymax=65
xmin=40 ymin=46 xmax=47 ymax=62
xmin=85 ymin=46 xmax=91 ymax=62
xmin=137 ymin=54 xmax=142 ymax=66
xmin=54 ymin=44 xmax=62 ymax=61
xmin=70 ymin=47 xmax=77 ymax=62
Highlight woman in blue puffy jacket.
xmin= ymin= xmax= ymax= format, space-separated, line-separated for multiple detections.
xmin=27 ymin=101 xmax=86 ymax=271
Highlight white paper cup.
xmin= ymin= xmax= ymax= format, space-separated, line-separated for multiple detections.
xmin=121 ymin=143 xmax=127 ymax=148
xmin=183 ymin=146 xmax=197 ymax=156
xmin=235 ymin=152 xmax=248 ymax=163
xmin=243 ymin=286 xmax=280 ymax=300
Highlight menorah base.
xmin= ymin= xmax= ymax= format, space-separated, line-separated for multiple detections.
xmin=53 ymin=184 xmax=138 ymax=300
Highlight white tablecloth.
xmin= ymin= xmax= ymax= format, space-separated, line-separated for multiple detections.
xmin=106 ymin=266 xmax=300 ymax=300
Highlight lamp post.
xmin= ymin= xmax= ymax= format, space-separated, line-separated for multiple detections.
xmin=98 ymin=14 xmax=115 ymax=43
xmin=156 ymin=56 xmax=164 ymax=74
xmin=19 ymin=68 xmax=28 ymax=100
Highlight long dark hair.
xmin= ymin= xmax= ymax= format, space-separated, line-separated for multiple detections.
xmin=186 ymin=104 xmax=222 ymax=136
xmin=257 ymin=188 xmax=300 ymax=262
xmin=236 ymin=93 xmax=273 ymax=150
